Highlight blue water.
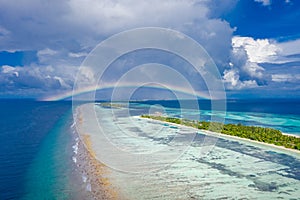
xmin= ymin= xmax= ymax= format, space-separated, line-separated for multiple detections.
xmin=0 ymin=99 xmax=299 ymax=199
xmin=131 ymin=99 xmax=300 ymax=135
xmin=134 ymin=99 xmax=300 ymax=115
xmin=81 ymin=102 xmax=300 ymax=199
xmin=0 ymin=100 xmax=73 ymax=199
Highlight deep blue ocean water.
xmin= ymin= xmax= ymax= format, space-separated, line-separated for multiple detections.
xmin=0 ymin=100 xmax=73 ymax=199
xmin=0 ymin=99 xmax=299 ymax=199
xmin=135 ymin=98 xmax=300 ymax=115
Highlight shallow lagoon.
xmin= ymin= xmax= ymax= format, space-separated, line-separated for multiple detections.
xmin=78 ymin=103 xmax=300 ymax=199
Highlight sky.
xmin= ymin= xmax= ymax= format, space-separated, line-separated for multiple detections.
xmin=0 ymin=0 xmax=299 ymax=100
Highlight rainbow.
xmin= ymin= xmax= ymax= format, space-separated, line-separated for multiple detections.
xmin=40 ymin=83 xmax=214 ymax=101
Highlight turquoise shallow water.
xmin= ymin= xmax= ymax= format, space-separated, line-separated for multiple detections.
xmin=130 ymin=103 xmax=300 ymax=135
xmin=0 ymin=100 xmax=75 ymax=199
xmin=77 ymin=103 xmax=300 ymax=199
xmin=22 ymin=110 xmax=91 ymax=200
xmin=23 ymin=111 xmax=75 ymax=199
xmin=0 ymin=99 xmax=299 ymax=199
xmin=131 ymin=99 xmax=300 ymax=135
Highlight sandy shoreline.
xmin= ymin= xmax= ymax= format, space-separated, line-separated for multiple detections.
xmin=282 ymin=132 xmax=300 ymax=138
xmin=74 ymin=107 xmax=121 ymax=200
xmin=138 ymin=116 xmax=300 ymax=156
xmin=73 ymin=104 xmax=299 ymax=199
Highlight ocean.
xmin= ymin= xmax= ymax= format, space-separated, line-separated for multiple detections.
xmin=0 ymin=99 xmax=299 ymax=199
xmin=0 ymin=100 xmax=77 ymax=199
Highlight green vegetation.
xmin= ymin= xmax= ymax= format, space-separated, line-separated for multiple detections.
xmin=141 ymin=115 xmax=300 ymax=151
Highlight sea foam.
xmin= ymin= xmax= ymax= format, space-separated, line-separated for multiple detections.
xmin=82 ymin=175 xmax=87 ymax=183
xmin=72 ymin=156 xmax=77 ymax=163
xmin=86 ymin=183 xmax=92 ymax=192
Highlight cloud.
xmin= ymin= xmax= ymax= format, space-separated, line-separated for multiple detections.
xmin=224 ymin=35 xmax=300 ymax=92
xmin=1 ymin=65 xmax=15 ymax=74
xmin=37 ymin=48 xmax=57 ymax=57
xmin=0 ymin=0 xmax=231 ymax=51
xmin=232 ymin=36 xmax=280 ymax=63
xmin=37 ymin=48 xmax=58 ymax=63
xmin=0 ymin=0 xmax=236 ymax=98
xmin=1 ymin=0 xmax=297 ymax=98
xmin=254 ymin=0 xmax=271 ymax=6
xmin=224 ymin=36 xmax=271 ymax=89
xmin=276 ymin=38 xmax=300 ymax=57
xmin=242 ymin=61 xmax=265 ymax=79
xmin=0 ymin=0 xmax=236 ymax=58
xmin=254 ymin=0 xmax=292 ymax=6
xmin=0 ymin=64 xmax=77 ymax=96
xmin=65 ymin=0 xmax=208 ymax=34
xmin=271 ymin=74 xmax=300 ymax=83
xmin=223 ymin=36 xmax=300 ymax=89
xmin=232 ymin=37 xmax=300 ymax=65
xmin=223 ymin=68 xmax=258 ymax=89
xmin=68 ymin=52 xmax=88 ymax=58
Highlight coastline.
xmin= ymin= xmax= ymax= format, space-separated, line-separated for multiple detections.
xmin=74 ymin=106 xmax=121 ymax=200
xmin=138 ymin=116 xmax=300 ymax=156
xmin=201 ymin=129 xmax=300 ymax=156
xmin=282 ymin=132 xmax=300 ymax=138
xmin=72 ymin=104 xmax=300 ymax=199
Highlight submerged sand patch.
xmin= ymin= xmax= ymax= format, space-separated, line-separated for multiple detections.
xmin=74 ymin=103 xmax=300 ymax=200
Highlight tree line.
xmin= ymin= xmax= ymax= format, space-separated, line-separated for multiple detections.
xmin=141 ymin=115 xmax=300 ymax=150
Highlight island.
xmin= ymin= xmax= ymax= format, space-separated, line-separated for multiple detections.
xmin=141 ymin=115 xmax=300 ymax=151
xmin=73 ymin=104 xmax=300 ymax=199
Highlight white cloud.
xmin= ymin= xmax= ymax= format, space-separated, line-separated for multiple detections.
xmin=65 ymin=0 xmax=209 ymax=35
xmin=1 ymin=65 xmax=15 ymax=73
xmin=37 ymin=48 xmax=58 ymax=63
xmin=223 ymin=69 xmax=239 ymax=87
xmin=37 ymin=48 xmax=57 ymax=56
xmin=276 ymin=38 xmax=300 ymax=56
xmin=226 ymin=35 xmax=300 ymax=90
xmin=223 ymin=68 xmax=258 ymax=89
xmin=0 ymin=0 xmax=222 ymax=51
xmin=266 ymin=39 xmax=300 ymax=64
xmin=226 ymin=37 xmax=270 ymax=89
xmin=0 ymin=64 xmax=76 ymax=93
xmin=0 ymin=0 xmax=235 ymax=60
xmin=242 ymin=61 xmax=265 ymax=79
xmin=232 ymin=37 xmax=300 ymax=66
xmin=0 ymin=0 xmax=236 ymax=97
xmin=3 ymin=0 xmax=296 ymax=96
xmin=232 ymin=36 xmax=280 ymax=63
xmin=68 ymin=52 xmax=88 ymax=58
xmin=271 ymin=74 xmax=300 ymax=82
xmin=254 ymin=0 xmax=271 ymax=6
xmin=254 ymin=0 xmax=292 ymax=6
xmin=53 ymin=76 xmax=70 ymax=88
